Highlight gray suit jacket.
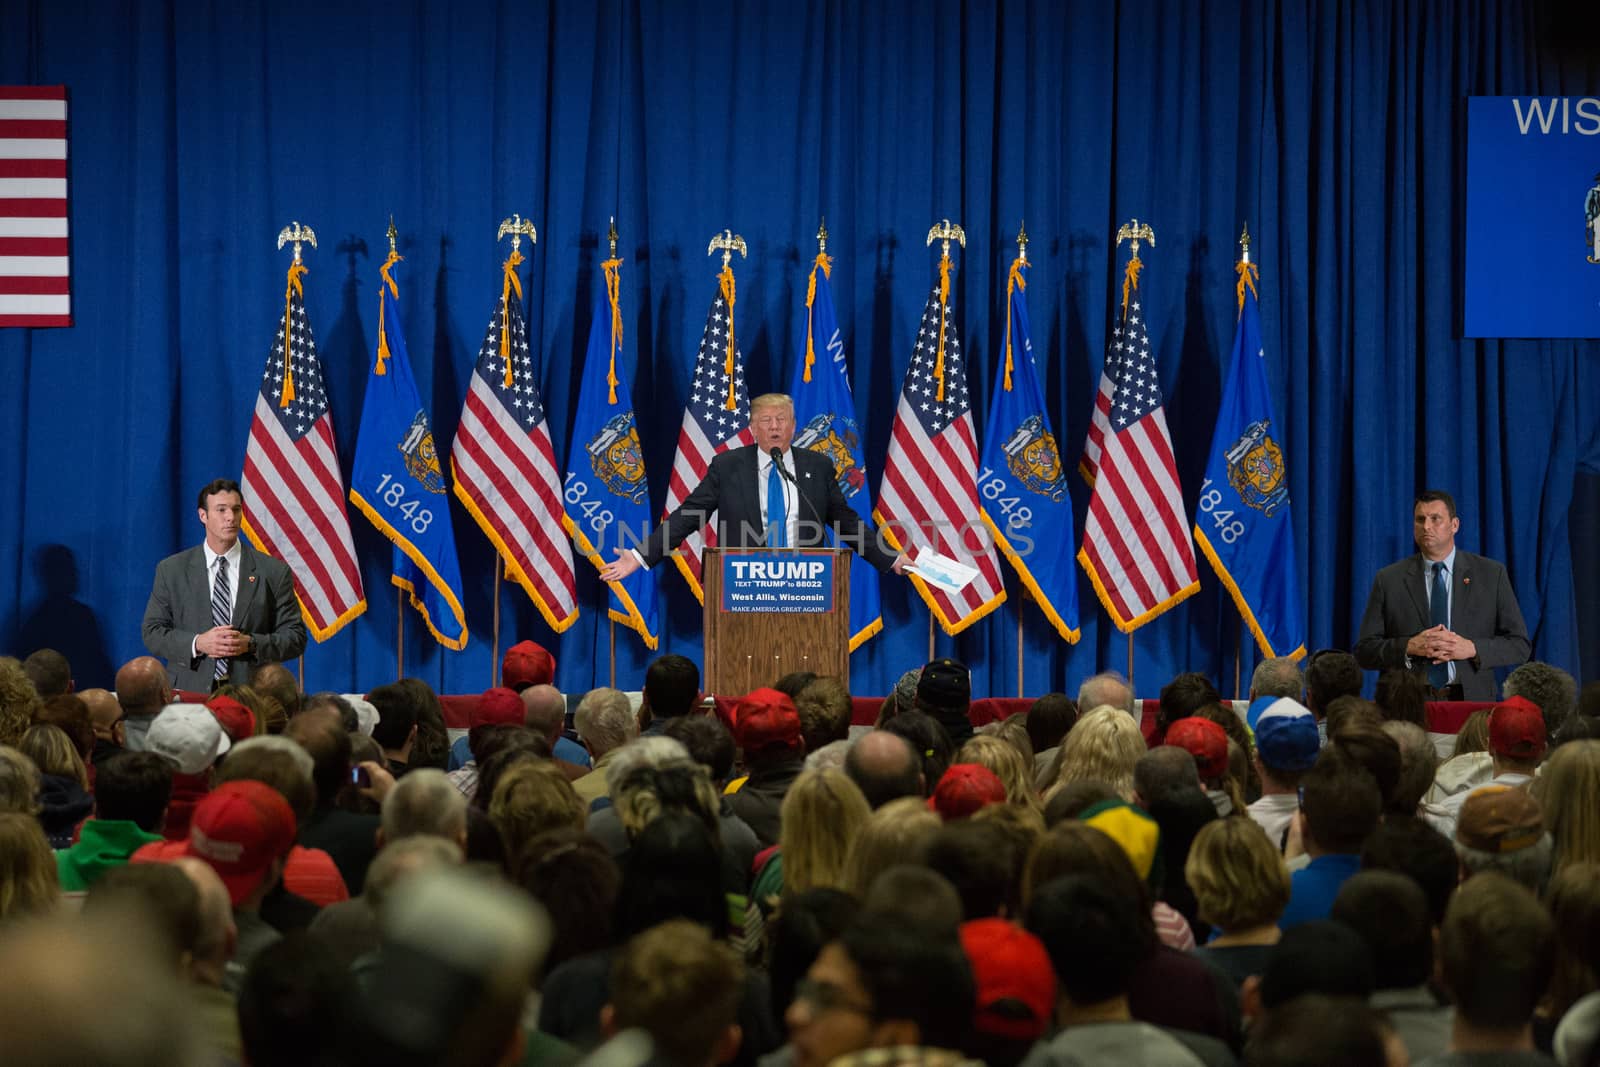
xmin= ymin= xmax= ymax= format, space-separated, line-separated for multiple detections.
xmin=141 ymin=541 xmax=307 ymax=692
xmin=1353 ymin=549 xmax=1530 ymax=701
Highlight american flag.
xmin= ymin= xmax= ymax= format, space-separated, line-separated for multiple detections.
xmin=450 ymin=263 xmax=578 ymax=632
xmin=663 ymin=271 xmax=752 ymax=599
xmin=0 ymin=86 xmax=70 ymax=328
xmin=874 ymin=270 xmax=1006 ymax=634
xmin=1076 ymin=255 xmax=1199 ymax=630
xmin=241 ymin=266 xmax=366 ymax=640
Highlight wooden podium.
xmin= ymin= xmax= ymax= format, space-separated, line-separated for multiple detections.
xmin=702 ymin=547 xmax=851 ymax=696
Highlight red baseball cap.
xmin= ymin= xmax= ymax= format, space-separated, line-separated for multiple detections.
xmin=960 ymin=918 xmax=1057 ymax=1040
xmin=1165 ymin=717 xmax=1230 ymax=781
xmin=734 ymin=688 xmax=802 ymax=754
xmin=475 ymin=686 xmax=525 ymax=727
xmin=206 ymin=694 xmax=257 ymax=743
xmin=501 ymin=640 xmax=556 ymax=691
xmin=134 ymin=780 xmax=297 ymax=906
xmin=929 ymin=763 xmax=1007 ymax=820
xmin=1488 ymin=695 xmax=1546 ymax=761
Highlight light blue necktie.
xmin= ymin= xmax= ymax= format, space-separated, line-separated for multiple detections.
xmin=767 ymin=461 xmax=787 ymax=548
xmin=1429 ymin=561 xmax=1449 ymax=688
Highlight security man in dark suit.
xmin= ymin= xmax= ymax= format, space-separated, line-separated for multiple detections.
xmin=600 ymin=393 xmax=908 ymax=581
xmin=1354 ymin=489 xmax=1529 ymax=701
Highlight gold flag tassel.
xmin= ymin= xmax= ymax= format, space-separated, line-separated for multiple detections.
xmin=279 ymin=262 xmax=306 ymax=408
xmin=1236 ymin=257 xmax=1259 ymax=313
xmin=803 ymin=251 xmax=833 ymax=384
xmin=719 ymin=264 xmax=738 ymax=410
xmin=375 ymin=248 xmax=402 ymax=377
xmin=1003 ymin=256 xmax=1026 ymax=392
xmin=602 ymin=255 xmax=623 ymax=404
xmin=500 ymin=249 xmax=525 ymax=388
xmin=1121 ymin=252 xmax=1143 ymax=316
xmin=933 ymin=250 xmax=953 ymax=402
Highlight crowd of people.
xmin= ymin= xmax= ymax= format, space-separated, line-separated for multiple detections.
xmin=0 ymin=641 xmax=1597 ymax=1067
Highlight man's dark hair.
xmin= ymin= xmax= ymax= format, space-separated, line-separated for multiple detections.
xmin=1305 ymin=651 xmax=1363 ymax=716
xmin=1360 ymin=816 xmax=1458 ymax=927
xmin=1414 ymin=489 xmax=1457 ymax=519
xmin=1300 ymin=749 xmax=1382 ymax=855
xmin=1258 ymin=920 xmax=1375 ymax=1010
xmin=283 ymin=711 xmax=351 ymax=811
xmin=37 ymin=693 xmax=93 ymax=758
xmin=1328 ymin=724 xmax=1403 ymax=814
xmin=1134 ymin=746 xmax=1200 ymax=807
xmin=662 ymin=714 xmax=737 ymax=785
xmin=467 ymin=723 xmax=542 ymax=769
xmin=1330 ymin=870 xmax=1434 ymax=990
xmin=393 ymin=678 xmax=449 ymax=770
xmin=1244 ymin=994 xmax=1388 ymax=1067
xmin=513 ymin=828 xmax=620 ymax=974
xmin=83 ymin=862 xmax=199 ymax=960
xmin=1440 ymin=871 xmax=1555 ymax=1030
xmin=859 ymin=866 xmax=963 ymax=938
xmin=772 ymin=670 xmax=818 ymax=701
xmin=238 ymin=933 xmax=359 ymax=1067
xmin=837 ymin=910 xmax=975 ymax=1050
xmin=1504 ymin=661 xmax=1578 ymax=739
xmin=196 ymin=478 xmax=243 ymax=509
xmin=924 ymin=819 xmax=1018 ymax=921
xmin=22 ymin=649 xmax=70 ymax=699
xmin=366 ymin=681 xmax=421 ymax=752
xmin=615 ymin=813 xmax=725 ymax=940
xmin=844 ymin=731 xmax=923 ymax=807
xmin=883 ymin=710 xmax=954 ymax=796
xmin=1026 ymin=873 xmax=1149 ymax=1005
xmin=1158 ymin=672 xmax=1221 ymax=731
xmin=92 ymin=751 xmax=174 ymax=832
xmin=303 ymin=692 xmax=359 ymax=733
xmin=215 ymin=743 xmax=315 ymax=824
xmin=1042 ymin=780 xmax=1120 ymax=826
xmin=767 ymin=888 xmax=857 ymax=1023
xmin=643 ymin=654 xmax=700 ymax=719
xmin=795 ymin=676 xmax=853 ymax=753
xmin=1025 ymin=693 xmax=1078 ymax=753
xmin=470 ymin=743 xmax=550 ymax=814
xmin=1374 ymin=669 xmax=1428 ymax=728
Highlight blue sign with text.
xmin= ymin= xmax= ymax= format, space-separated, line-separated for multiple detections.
xmin=720 ymin=552 xmax=836 ymax=614
xmin=1465 ymin=96 xmax=1600 ymax=338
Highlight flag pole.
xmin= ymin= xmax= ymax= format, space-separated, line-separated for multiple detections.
xmin=491 ymin=562 xmax=502 ymax=688
xmin=396 ymin=588 xmax=404 ymax=680
xmin=1016 ymin=593 xmax=1025 ymax=697
xmin=1127 ymin=633 xmax=1134 ymax=697
xmin=1234 ymin=621 xmax=1243 ymax=700
xmin=928 ymin=615 xmax=935 ymax=662
xmin=608 ymin=619 xmax=617 ymax=688
xmin=297 ymin=653 xmax=305 ymax=693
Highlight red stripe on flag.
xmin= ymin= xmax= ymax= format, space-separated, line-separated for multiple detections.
xmin=0 ymin=236 xmax=66 ymax=256
xmin=0 ymin=198 xmax=68 ymax=217
xmin=0 ymin=86 xmax=67 ymax=100
xmin=0 ymin=159 xmax=67 ymax=178
xmin=0 ymin=313 xmax=69 ymax=327
xmin=0 ymin=275 xmax=69 ymax=294
xmin=0 ymin=119 xmax=66 ymax=138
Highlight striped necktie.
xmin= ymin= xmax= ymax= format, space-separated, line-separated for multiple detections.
xmin=212 ymin=556 xmax=231 ymax=682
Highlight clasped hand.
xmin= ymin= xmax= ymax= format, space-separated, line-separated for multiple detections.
xmin=196 ymin=626 xmax=249 ymax=658
xmin=1406 ymin=624 xmax=1475 ymax=664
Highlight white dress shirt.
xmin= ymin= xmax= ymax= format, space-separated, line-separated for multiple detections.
xmin=758 ymin=448 xmax=800 ymax=548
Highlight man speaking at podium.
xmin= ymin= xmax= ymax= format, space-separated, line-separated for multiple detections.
xmin=600 ymin=393 xmax=908 ymax=581
xmin=1354 ymin=489 xmax=1529 ymax=701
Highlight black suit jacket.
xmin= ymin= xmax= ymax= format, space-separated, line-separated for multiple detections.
xmin=1353 ymin=549 xmax=1530 ymax=700
xmin=140 ymin=541 xmax=307 ymax=691
xmin=639 ymin=444 xmax=897 ymax=572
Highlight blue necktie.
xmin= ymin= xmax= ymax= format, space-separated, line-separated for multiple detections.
xmin=1428 ymin=561 xmax=1449 ymax=688
xmin=767 ymin=461 xmax=787 ymax=548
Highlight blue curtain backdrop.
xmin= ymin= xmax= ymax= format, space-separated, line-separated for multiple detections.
xmin=1 ymin=0 xmax=1595 ymax=698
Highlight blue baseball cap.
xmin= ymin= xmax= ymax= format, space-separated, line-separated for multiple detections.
xmin=1254 ymin=698 xmax=1320 ymax=772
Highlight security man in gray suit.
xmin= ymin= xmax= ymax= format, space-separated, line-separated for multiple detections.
xmin=141 ymin=478 xmax=306 ymax=692
xmin=1354 ymin=489 xmax=1530 ymax=701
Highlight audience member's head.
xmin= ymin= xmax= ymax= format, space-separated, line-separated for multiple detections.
xmin=914 ymin=659 xmax=973 ymax=741
xmin=302 ymin=691 xmax=358 ymax=734
xmin=604 ymin=919 xmax=744 ymax=1067
xmin=381 ymin=767 xmax=468 ymax=847
xmin=1330 ymin=870 xmax=1435 ymax=991
xmin=733 ymin=687 xmax=805 ymax=767
xmin=204 ymin=694 xmax=257 ymax=744
xmin=36 ymin=693 xmax=93 ymax=759
xmin=282 ymin=709 xmax=350 ymax=812
xmin=1077 ymin=671 xmax=1135 ymax=719
xmin=1382 ymin=720 xmax=1438 ymax=815
xmin=249 ymin=663 xmax=301 ymax=720
xmin=513 ymin=828 xmax=620 ymax=975
xmin=1453 ymin=784 xmax=1552 ymax=894
xmin=1052 ymin=705 xmax=1146 ymax=801
xmin=211 ymin=684 xmax=286 ymax=738
xmin=1041 ymin=779 xmax=1119 ymax=826
xmin=795 ymin=676 xmax=853 ymax=753
xmin=882 ymin=709 xmax=955 ymax=796
xmin=117 ymin=668 xmax=186 ymax=734
xmin=501 ymin=639 xmax=556 ymax=691
xmin=574 ymin=686 xmax=638 ymax=761
xmin=774 ymin=670 xmax=819 ymax=701
xmin=612 ymin=758 xmax=721 ymax=845
xmin=1374 ymin=668 xmax=1428 ymax=728
xmin=929 ymin=763 xmax=1007 ymax=821
xmin=1024 ymin=821 xmax=1149 ymax=914
xmin=0 ymin=745 xmax=40 ymax=814
xmin=1488 ymin=695 xmax=1548 ymax=772
xmin=1438 ymin=871 xmax=1556 ymax=1039
xmin=1185 ymin=817 xmax=1291 ymax=935
xmin=1360 ymin=816 xmax=1459 ymax=928
xmin=1327 ymin=722 xmax=1404 ymax=814
xmin=766 ymin=888 xmax=858 ymax=1025
xmin=1249 ymin=657 xmax=1304 ymax=702
xmin=858 ymin=866 xmax=963 ymax=938
xmin=1132 ymin=745 xmax=1200 ymax=808
xmin=80 ymin=689 xmax=123 ymax=746
xmin=1533 ymin=739 xmax=1600 ymax=877
xmin=365 ymin=681 xmax=421 ymax=759
xmin=780 ymin=768 xmax=871 ymax=898
xmin=1157 ymin=672 xmax=1221 ymax=733
xmin=1025 ymin=693 xmax=1078 ymax=753
xmin=844 ymin=796 xmax=942 ymax=897
xmin=1304 ymin=649 xmax=1362 ymax=718
xmin=213 ymin=735 xmax=315 ymax=825
xmin=1244 ymin=994 xmax=1390 ymax=1067
xmin=1164 ymin=716 xmax=1230 ymax=787
xmin=845 ymin=729 xmax=924 ymax=807
xmin=959 ymin=918 xmax=1057 ymax=1067
xmin=1026 ymin=872 xmax=1150 ymax=1010
xmin=1324 ymin=695 xmax=1385 ymax=738
xmin=1542 ymin=862 xmax=1600 ymax=1025
xmin=92 ymin=751 xmax=174 ymax=833
xmin=0 ymin=811 xmax=59 ymax=919
xmin=237 ymin=933 xmax=358 ymax=1067
xmin=925 ymin=817 xmax=1024 ymax=921
xmin=83 ymin=861 xmax=200 ymax=964
xmin=155 ymin=781 xmax=297 ymax=910
xmin=956 ymin=735 xmax=1037 ymax=812
xmin=662 ymin=714 xmax=738 ymax=787
xmin=22 ymin=648 xmax=71 ymax=698
xmin=1297 ymin=748 xmax=1382 ymax=857
xmin=171 ymin=856 xmax=235 ymax=988
xmin=0 ymin=657 xmax=45 ymax=744
xmin=1453 ymin=708 xmax=1492 ymax=756
xmin=1252 ymin=698 xmax=1320 ymax=788
xmin=615 ymin=812 xmax=726 ymax=940
xmin=518 ymin=685 xmax=567 ymax=748
xmin=363 ymin=835 xmax=464 ymax=925
xmin=489 ymin=759 xmax=586 ymax=864
xmin=472 ymin=686 xmax=525 ymax=731
xmin=1256 ymin=920 xmax=1375 ymax=1011
xmin=20 ymin=722 xmax=88 ymax=789
xmin=1504 ymin=661 xmax=1577 ymax=740
xmin=643 ymin=653 xmax=700 ymax=721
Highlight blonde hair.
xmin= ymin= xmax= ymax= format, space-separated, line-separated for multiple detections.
xmin=1541 ymin=862 xmax=1600 ymax=1020
xmin=612 ymin=759 xmax=722 ymax=843
xmin=1051 ymin=706 xmax=1146 ymax=801
xmin=19 ymin=724 xmax=87 ymax=790
xmin=1185 ymin=817 xmax=1291 ymax=931
xmin=958 ymin=734 xmax=1040 ymax=813
xmin=0 ymin=747 xmax=40 ymax=814
xmin=780 ymin=769 xmax=871 ymax=897
xmin=0 ymin=658 xmax=42 ymax=747
xmin=0 ymin=812 xmax=58 ymax=920
xmin=489 ymin=760 xmax=587 ymax=864
xmin=749 ymin=393 xmax=794 ymax=416
xmin=993 ymin=715 xmax=1035 ymax=766
xmin=1533 ymin=740 xmax=1600 ymax=876
xmin=1453 ymin=709 xmax=1491 ymax=757
xmin=212 ymin=684 xmax=280 ymax=736
xmin=844 ymin=795 xmax=941 ymax=896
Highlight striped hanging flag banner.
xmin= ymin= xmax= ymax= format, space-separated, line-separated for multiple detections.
xmin=0 ymin=86 xmax=70 ymax=327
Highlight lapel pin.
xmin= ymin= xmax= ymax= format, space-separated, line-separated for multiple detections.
xmin=248 ymin=576 xmax=257 ymax=584
xmin=1462 ymin=577 xmax=1470 ymax=586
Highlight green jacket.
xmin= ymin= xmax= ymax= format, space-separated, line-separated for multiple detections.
xmin=54 ymin=819 xmax=164 ymax=892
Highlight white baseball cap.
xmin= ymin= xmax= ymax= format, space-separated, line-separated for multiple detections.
xmin=146 ymin=702 xmax=231 ymax=775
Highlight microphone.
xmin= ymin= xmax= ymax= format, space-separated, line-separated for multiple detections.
xmin=769 ymin=447 xmax=796 ymax=483
xmin=768 ymin=446 xmax=821 ymax=546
